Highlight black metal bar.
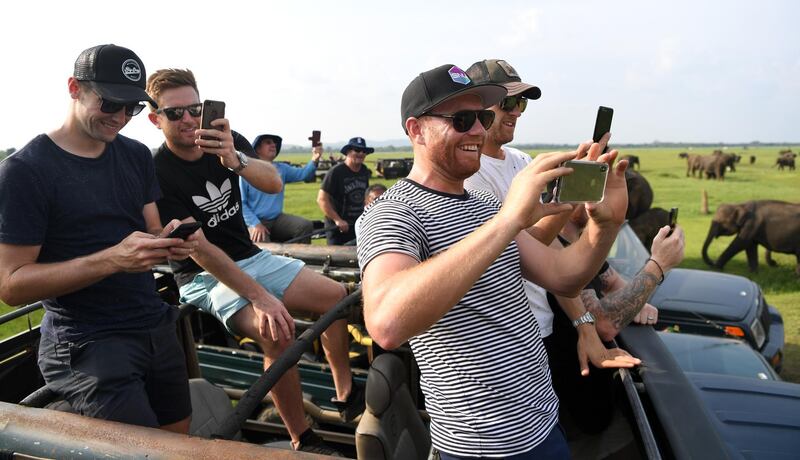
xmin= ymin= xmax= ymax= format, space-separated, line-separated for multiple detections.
xmin=0 ymin=303 xmax=43 ymax=326
xmin=212 ymin=289 xmax=361 ymax=440
xmin=283 ymin=225 xmax=339 ymax=244
xmin=619 ymin=368 xmax=661 ymax=460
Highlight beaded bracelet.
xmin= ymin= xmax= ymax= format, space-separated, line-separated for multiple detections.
xmin=647 ymin=258 xmax=665 ymax=285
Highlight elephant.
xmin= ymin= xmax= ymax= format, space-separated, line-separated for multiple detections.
xmin=776 ymin=157 xmax=796 ymax=171
xmin=750 ymin=155 xmax=756 ymax=164
xmin=702 ymin=200 xmax=800 ymax=275
xmin=712 ymin=150 xmax=741 ymax=172
xmin=628 ymin=207 xmax=669 ymax=250
xmin=678 ymin=152 xmax=701 ymax=177
xmin=625 ymin=169 xmax=653 ymax=220
xmin=695 ymin=155 xmax=726 ymax=180
xmin=621 ymin=154 xmax=640 ymax=170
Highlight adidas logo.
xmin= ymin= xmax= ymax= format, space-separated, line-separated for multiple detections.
xmin=192 ymin=180 xmax=240 ymax=227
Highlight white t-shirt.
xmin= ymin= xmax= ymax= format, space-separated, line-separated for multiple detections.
xmin=464 ymin=146 xmax=555 ymax=337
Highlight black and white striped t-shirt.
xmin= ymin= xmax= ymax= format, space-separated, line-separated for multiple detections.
xmin=356 ymin=179 xmax=558 ymax=457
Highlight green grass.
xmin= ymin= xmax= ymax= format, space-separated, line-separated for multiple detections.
xmin=2 ymin=146 xmax=799 ymax=381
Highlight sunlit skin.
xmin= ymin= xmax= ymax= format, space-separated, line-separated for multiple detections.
xmin=483 ymin=99 xmax=524 ymax=159
xmin=408 ymin=94 xmax=487 ymax=192
xmin=147 ymin=86 xmax=202 ymax=156
xmin=69 ymin=79 xmax=132 ymax=149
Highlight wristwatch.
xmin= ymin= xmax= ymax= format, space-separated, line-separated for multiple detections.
xmin=229 ymin=150 xmax=249 ymax=174
xmin=572 ymin=311 xmax=596 ymax=328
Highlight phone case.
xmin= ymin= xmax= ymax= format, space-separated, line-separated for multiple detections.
xmin=200 ymin=100 xmax=226 ymax=140
xmin=554 ymin=160 xmax=609 ymax=203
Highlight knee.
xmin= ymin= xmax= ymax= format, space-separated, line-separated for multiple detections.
xmin=257 ymin=335 xmax=294 ymax=359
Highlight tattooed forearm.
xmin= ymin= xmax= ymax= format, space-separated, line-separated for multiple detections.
xmin=588 ymin=270 xmax=660 ymax=332
xmin=597 ymin=268 xmax=616 ymax=293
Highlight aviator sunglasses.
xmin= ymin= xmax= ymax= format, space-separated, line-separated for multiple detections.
xmin=499 ymin=95 xmax=528 ymax=113
xmin=423 ymin=109 xmax=495 ymax=133
xmin=96 ymin=95 xmax=146 ymax=117
xmin=156 ymin=103 xmax=203 ymax=121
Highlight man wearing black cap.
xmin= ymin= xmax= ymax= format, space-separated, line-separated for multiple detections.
xmin=146 ymin=68 xmax=363 ymax=454
xmin=0 ymin=44 xmax=195 ymax=432
xmin=317 ymin=137 xmax=373 ymax=245
xmin=356 ymin=63 xmax=629 ymax=459
xmin=241 ymin=134 xmax=321 ymax=243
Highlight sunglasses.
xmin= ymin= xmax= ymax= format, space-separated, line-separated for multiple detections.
xmin=423 ymin=110 xmax=495 ymax=133
xmin=499 ymin=95 xmax=528 ymax=113
xmin=156 ymin=103 xmax=203 ymax=121
xmin=97 ymin=97 xmax=145 ymax=117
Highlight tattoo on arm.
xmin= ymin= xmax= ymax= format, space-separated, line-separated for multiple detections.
xmin=587 ymin=270 xmax=660 ymax=332
xmin=597 ymin=268 xmax=616 ymax=293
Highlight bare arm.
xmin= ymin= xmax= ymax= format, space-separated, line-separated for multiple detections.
xmin=188 ymin=222 xmax=294 ymax=341
xmin=363 ymin=151 xmax=579 ymax=350
xmin=195 ymin=119 xmax=282 ymax=194
xmin=0 ymin=203 xmax=184 ymax=306
xmin=584 ymin=225 xmax=685 ymax=338
xmin=553 ymin=293 xmax=640 ymax=374
xmin=316 ymin=190 xmax=348 ymax=233
xmin=526 ymin=211 xmax=573 ymax=245
xmin=363 ymin=213 xmax=523 ymax=349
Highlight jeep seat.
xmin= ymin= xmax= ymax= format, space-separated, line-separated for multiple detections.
xmin=355 ymin=353 xmax=430 ymax=460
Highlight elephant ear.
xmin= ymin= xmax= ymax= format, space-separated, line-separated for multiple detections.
xmin=736 ymin=203 xmax=758 ymax=241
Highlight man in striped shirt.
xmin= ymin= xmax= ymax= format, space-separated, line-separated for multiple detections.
xmin=356 ymin=64 xmax=629 ymax=459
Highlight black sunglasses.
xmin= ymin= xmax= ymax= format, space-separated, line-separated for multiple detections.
xmin=156 ymin=103 xmax=203 ymax=121
xmin=422 ymin=110 xmax=495 ymax=133
xmin=499 ymin=95 xmax=528 ymax=113
xmin=97 ymin=97 xmax=145 ymax=117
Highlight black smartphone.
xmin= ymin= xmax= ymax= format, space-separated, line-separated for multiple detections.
xmin=200 ymin=100 xmax=226 ymax=140
xmin=553 ymin=160 xmax=609 ymax=203
xmin=167 ymin=222 xmax=201 ymax=239
xmin=593 ymin=106 xmax=614 ymax=153
xmin=668 ymin=207 xmax=678 ymax=236
xmin=308 ymin=130 xmax=321 ymax=147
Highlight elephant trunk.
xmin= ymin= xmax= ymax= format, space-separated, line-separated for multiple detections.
xmin=702 ymin=222 xmax=720 ymax=266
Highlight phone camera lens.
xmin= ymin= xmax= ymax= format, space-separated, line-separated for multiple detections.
xmin=600 ymin=166 xmax=608 ymax=172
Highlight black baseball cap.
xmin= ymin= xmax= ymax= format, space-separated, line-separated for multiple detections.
xmin=466 ymin=59 xmax=541 ymax=100
xmin=400 ymin=64 xmax=506 ymax=133
xmin=74 ymin=44 xmax=156 ymax=106
xmin=252 ymin=134 xmax=283 ymax=156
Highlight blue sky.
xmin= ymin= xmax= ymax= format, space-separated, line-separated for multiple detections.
xmin=1 ymin=0 xmax=797 ymax=150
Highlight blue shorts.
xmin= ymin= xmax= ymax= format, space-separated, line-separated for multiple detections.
xmin=179 ymin=250 xmax=304 ymax=335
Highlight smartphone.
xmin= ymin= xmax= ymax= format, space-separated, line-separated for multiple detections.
xmin=200 ymin=100 xmax=226 ymax=140
xmin=308 ymin=130 xmax=321 ymax=147
xmin=167 ymin=222 xmax=202 ymax=239
xmin=668 ymin=207 xmax=678 ymax=236
xmin=553 ymin=160 xmax=609 ymax=203
xmin=593 ymin=106 xmax=614 ymax=153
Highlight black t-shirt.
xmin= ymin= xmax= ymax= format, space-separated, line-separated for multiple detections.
xmin=320 ymin=162 xmax=370 ymax=229
xmin=153 ymin=144 xmax=260 ymax=286
xmin=0 ymin=134 xmax=168 ymax=341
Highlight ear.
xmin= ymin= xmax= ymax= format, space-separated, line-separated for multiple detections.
xmin=734 ymin=205 xmax=749 ymax=227
xmin=67 ymin=77 xmax=81 ymax=100
xmin=147 ymin=111 xmax=161 ymax=129
xmin=406 ymin=117 xmax=425 ymax=146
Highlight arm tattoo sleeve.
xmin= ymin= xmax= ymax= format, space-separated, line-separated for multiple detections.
xmin=585 ymin=270 xmax=661 ymax=332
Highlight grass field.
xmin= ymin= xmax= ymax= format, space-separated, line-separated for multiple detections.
xmin=2 ymin=145 xmax=798 ymax=381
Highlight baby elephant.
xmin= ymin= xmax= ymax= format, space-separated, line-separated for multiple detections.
xmin=702 ymin=200 xmax=800 ymax=275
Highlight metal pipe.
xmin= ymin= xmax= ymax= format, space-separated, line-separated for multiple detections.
xmin=0 ymin=303 xmax=43 ymax=326
xmin=212 ymin=289 xmax=362 ymax=440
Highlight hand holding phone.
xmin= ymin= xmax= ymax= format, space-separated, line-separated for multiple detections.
xmin=308 ymin=130 xmax=321 ymax=147
xmin=200 ymin=100 xmax=226 ymax=141
xmin=167 ymin=222 xmax=202 ymax=240
xmin=668 ymin=207 xmax=678 ymax=236
xmin=552 ymin=160 xmax=609 ymax=203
